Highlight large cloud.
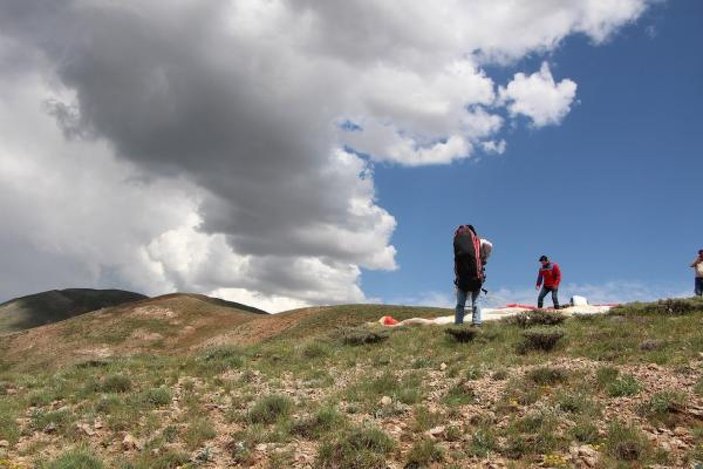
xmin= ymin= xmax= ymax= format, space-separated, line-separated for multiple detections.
xmin=0 ymin=0 xmax=653 ymax=311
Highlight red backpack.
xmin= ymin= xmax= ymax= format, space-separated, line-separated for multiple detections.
xmin=453 ymin=225 xmax=484 ymax=292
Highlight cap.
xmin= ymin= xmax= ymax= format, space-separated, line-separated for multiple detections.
xmin=539 ymin=255 xmax=548 ymax=262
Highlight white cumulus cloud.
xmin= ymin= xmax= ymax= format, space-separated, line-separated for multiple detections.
xmin=499 ymin=62 xmax=578 ymax=127
xmin=0 ymin=0 xmax=654 ymax=311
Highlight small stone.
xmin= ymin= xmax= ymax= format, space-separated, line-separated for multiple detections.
xmin=673 ymin=427 xmax=688 ymax=437
xmin=44 ymin=422 xmax=57 ymax=434
xmin=122 ymin=434 xmax=139 ymax=451
xmin=77 ymin=423 xmax=96 ymax=436
xmin=427 ymin=426 xmax=445 ymax=436
xmin=255 ymin=443 xmax=267 ymax=452
xmin=380 ymin=396 xmax=392 ymax=406
xmin=0 ymin=440 xmax=9 ymax=448
xmin=440 ymin=362 xmax=448 ymax=371
xmin=94 ymin=420 xmax=103 ymax=429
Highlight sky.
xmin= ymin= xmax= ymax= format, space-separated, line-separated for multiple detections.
xmin=0 ymin=0 xmax=701 ymax=313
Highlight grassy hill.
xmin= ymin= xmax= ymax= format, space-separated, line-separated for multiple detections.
xmin=0 ymin=298 xmax=702 ymax=467
xmin=0 ymin=293 xmax=269 ymax=371
xmin=0 ymin=288 xmax=147 ymax=334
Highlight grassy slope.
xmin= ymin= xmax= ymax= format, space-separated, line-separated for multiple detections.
xmin=0 ymin=288 xmax=148 ymax=334
xmin=0 ymin=293 xmax=268 ymax=371
xmin=0 ymin=298 xmax=702 ymax=468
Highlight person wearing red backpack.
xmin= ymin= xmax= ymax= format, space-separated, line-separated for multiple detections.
xmin=536 ymin=255 xmax=561 ymax=309
xmin=453 ymin=225 xmax=492 ymax=326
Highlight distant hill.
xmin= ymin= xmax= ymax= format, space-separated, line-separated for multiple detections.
xmin=0 ymin=301 xmax=446 ymax=371
xmin=0 ymin=288 xmax=148 ymax=334
xmin=0 ymin=292 xmax=275 ymax=370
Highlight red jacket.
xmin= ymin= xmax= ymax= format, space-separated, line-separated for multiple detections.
xmin=537 ymin=262 xmax=561 ymax=288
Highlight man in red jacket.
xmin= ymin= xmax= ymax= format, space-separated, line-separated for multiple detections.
xmin=536 ymin=255 xmax=561 ymax=309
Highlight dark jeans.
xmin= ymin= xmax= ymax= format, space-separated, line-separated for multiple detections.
xmin=538 ymin=286 xmax=559 ymax=308
xmin=696 ymin=278 xmax=703 ymax=296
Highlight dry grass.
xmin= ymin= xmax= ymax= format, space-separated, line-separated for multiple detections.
xmin=0 ymin=297 xmax=703 ymax=467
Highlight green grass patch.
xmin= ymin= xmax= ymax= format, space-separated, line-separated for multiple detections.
xmin=527 ymin=367 xmax=569 ymax=386
xmin=183 ymin=417 xmax=217 ymax=450
xmin=37 ymin=445 xmax=104 ymax=469
xmin=100 ymin=374 xmax=132 ymax=393
xmin=293 ymin=405 xmax=347 ymax=439
xmin=444 ymin=325 xmax=479 ymax=343
xmin=316 ymin=425 xmax=395 ymax=469
xmin=331 ymin=326 xmax=390 ymax=346
xmin=246 ymin=394 xmax=293 ymax=425
xmin=518 ymin=327 xmax=565 ymax=353
xmin=605 ymin=421 xmax=649 ymax=463
xmin=511 ymin=310 xmax=567 ymax=328
xmin=443 ymin=380 xmax=476 ymax=407
xmin=0 ymin=399 xmax=21 ymax=444
xmin=639 ymin=390 xmax=687 ymax=427
xmin=606 ymin=374 xmax=641 ymax=397
xmin=405 ymin=437 xmax=444 ymax=466
xmin=467 ymin=426 xmax=497 ymax=458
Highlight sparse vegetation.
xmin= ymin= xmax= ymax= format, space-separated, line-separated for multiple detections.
xmin=605 ymin=421 xmax=649 ymax=462
xmin=444 ymin=325 xmax=479 ymax=342
xmin=316 ymin=425 xmax=395 ymax=468
xmin=512 ymin=310 xmax=567 ymax=327
xmin=606 ymin=374 xmax=641 ymax=397
xmin=518 ymin=327 xmax=565 ymax=353
xmin=246 ymin=394 xmax=293 ymax=424
xmin=0 ymin=298 xmax=702 ymax=467
xmin=332 ymin=326 xmax=390 ymax=346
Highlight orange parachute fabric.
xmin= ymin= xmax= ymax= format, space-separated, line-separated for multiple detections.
xmin=380 ymin=315 xmax=399 ymax=326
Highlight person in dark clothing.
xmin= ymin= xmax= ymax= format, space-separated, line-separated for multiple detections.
xmin=453 ymin=225 xmax=492 ymax=326
xmin=536 ymin=255 xmax=561 ymax=309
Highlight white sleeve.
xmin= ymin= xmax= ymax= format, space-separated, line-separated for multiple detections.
xmin=480 ymin=239 xmax=493 ymax=262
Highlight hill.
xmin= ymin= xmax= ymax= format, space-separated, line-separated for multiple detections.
xmin=0 ymin=292 xmax=270 ymax=371
xmin=0 ymin=298 xmax=702 ymax=467
xmin=0 ymin=288 xmax=147 ymax=334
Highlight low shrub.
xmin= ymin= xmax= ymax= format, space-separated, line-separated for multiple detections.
xmin=639 ymin=339 xmax=665 ymax=351
xmin=316 ymin=426 xmax=394 ymax=469
xmin=605 ymin=421 xmax=648 ymax=462
xmin=518 ymin=327 xmax=565 ymax=353
xmin=140 ymin=387 xmax=172 ymax=407
xmin=293 ymin=406 xmax=346 ymax=439
xmin=39 ymin=445 xmax=104 ymax=469
xmin=405 ymin=438 xmax=444 ymax=466
xmin=612 ymin=297 xmax=703 ymax=316
xmin=639 ymin=390 xmax=686 ymax=427
xmin=569 ymin=418 xmax=599 ymax=443
xmin=606 ymin=375 xmax=641 ymax=397
xmin=527 ymin=367 xmax=568 ymax=386
xmin=595 ymin=366 xmax=619 ymax=389
xmin=467 ymin=427 xmax=497 ymax=457
xmin=512 ymin=310 xmax=567 ymax=328
xmin=246 ymin=395 xmax=293 ymax=425
xmin=332 ymin=327 xmax=390 ymax=346
xmin=443 ymin=381 xmax=476 ymax=406
xmin=184 ymin=418 xmax=217 ymax=450
xmin=556 ymin=391 xmax=598 ymax=416
xmin=100 ymin=374 xmax=132 ymax=393
xmin=444 ymin=326 xmax=479 ymax=343
xmin=197 ymin=346 xmax=245 ymax=372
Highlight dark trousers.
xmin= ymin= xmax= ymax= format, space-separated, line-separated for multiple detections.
xmin=696 ymin=278 xmax=703 ymax=296
xmin=538 ymin=286 xmax=559 ymax=308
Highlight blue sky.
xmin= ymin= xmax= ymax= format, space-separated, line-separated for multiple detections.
xmin=0 ymin=1 xmax=700 ymax=312
xmin=364 ymin=1 xmax=703 ymax=307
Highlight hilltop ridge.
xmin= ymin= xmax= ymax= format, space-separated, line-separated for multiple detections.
xmin=0 ymin=288 xmax=147 ymax=334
